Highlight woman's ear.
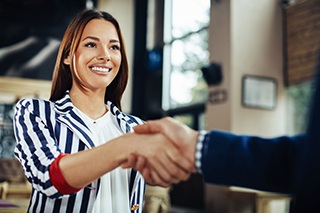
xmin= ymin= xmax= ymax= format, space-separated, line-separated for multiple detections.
xmin=64 ymin=55 xmax=71 ymax=65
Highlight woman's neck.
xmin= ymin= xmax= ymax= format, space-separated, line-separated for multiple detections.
xmin=69 ymin=88 xmax=108 ymax=120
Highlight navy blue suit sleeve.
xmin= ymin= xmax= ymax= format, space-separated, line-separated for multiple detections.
xmin=201 ymin=130 xmax=306 ymax=194
xmin=291 ymin=55 xmax=320 ymax=211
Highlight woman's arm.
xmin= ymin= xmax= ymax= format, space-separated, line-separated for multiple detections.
xmin=59 ymin=132 xmax=193 ymax=189
xmin=14 ymin=99 xmax=192 ymax=195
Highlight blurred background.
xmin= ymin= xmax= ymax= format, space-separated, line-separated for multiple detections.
xmin=0 ymin=0 xmax=319 ymax=212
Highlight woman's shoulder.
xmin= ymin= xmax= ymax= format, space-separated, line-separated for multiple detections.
xmin=125 ymin=113 xmax=145 ymax=125
xmin=106 ymin=101 xmax=144 ymax=125
xmin=15 ymin=98 xmax=54 ymax=111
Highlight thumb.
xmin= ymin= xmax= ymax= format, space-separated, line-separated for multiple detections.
xmin=121 ymin=154 xmax=137 ymax=168
xmin=133 ymin=121 xmax=162 ymax=134
xmin=133 ymin=124 xmax=149 ymax=133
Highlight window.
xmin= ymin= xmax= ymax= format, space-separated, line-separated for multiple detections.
xmin=159 ymin=1 xmax=211 ymax=210
xmin=162 ymin=0 xmax=211 ymax=110
xmin=286 ymin=80 xmax=314 ymax=135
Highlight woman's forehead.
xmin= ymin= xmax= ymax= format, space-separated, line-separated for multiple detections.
xmin=81 ymin=19 xmax=119 ymax=41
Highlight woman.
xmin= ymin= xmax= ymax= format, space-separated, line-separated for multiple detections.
xmin=13 ymin=9 xmax=190 ymax=213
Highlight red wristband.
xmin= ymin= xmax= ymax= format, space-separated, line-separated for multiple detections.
xmin=49 ymin=153 xmax=82 ymax=194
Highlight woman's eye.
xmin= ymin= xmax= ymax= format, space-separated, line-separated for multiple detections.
xmin=85 ymin=42 xmax=97 ymax=48
xmin=110 ymin=45 xmax=120 ymax=50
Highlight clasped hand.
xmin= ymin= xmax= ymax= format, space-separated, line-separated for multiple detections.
xmin=121 ymin=117 xmax=199 ymax=187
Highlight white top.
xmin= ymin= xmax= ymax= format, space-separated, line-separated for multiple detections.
xmin=75 ymin=108 xmax=131 ymax=213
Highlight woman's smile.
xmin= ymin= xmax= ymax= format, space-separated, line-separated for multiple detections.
xmin=89 ymin=65 xmax=112 ymax=74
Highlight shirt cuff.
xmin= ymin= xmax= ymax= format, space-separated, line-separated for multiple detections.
xmin=49 ymin=153 xmax=82 ymax=194
xmin=195 ymin=130 xmax=208 ymax=173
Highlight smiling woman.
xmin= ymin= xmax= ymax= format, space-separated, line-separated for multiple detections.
xmin=12 ymin=9 xmax=192 ymax=213
xmin=13 ymin=9 xmax=140 ymax=213
xmin=63 ymin=19 xmax=122 ymax=100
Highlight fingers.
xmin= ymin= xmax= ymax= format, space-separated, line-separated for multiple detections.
xmin=145 ymin=160 xmax=190 ymax=187
xmin=149 ymin=169 xmax=171 ymax=187
xmin=164 ymin=144 xmax=194 ymax=180
xmin=133 ymin=119 xmax=164 ymax=134
xmin=138 ymin=135 xmax=191 ymax=184
xmin=122 ymin=154 xmax=186 ymax=186
xmin=140 ymin=167 xmax=170 ymax=187
xmin=121 ymin=155 xmax=148 ymax=171
xmin=120 ymin=154 xmax=178 ymax=187
xmin=121 ymin=155 xmax=172 ymax=187
xmin=141 ymin=162 xmax=179 ymax=187
xmin=135 ymin=156 xmax=147 ymax=171
xmin=133 ymin=117 xmax=194 ymax=149
xmin=121 ymin=154 xmax=137 ymax=168
xmin=125 ymin=132 xmax=194 ymax=186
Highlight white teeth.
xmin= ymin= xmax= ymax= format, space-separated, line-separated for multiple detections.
xmin=91 ymin=66 xmax=110 ymax=73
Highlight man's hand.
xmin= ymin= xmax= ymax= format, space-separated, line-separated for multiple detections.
xmin=121 ymin=132 xmax=192 ymax=187
xmin=134 ymin=117 xmax=198 ymax=170
xmin=122 ymin=117 xmax=199 ymax=186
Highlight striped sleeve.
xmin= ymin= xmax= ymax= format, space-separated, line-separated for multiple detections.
xmin=13 ymin=98 xmax=63 ymax=198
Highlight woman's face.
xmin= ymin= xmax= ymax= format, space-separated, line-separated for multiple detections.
xmin=64 ymin=19 xmax=121 ymax=92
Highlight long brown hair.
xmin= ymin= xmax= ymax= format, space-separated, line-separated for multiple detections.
xmin=49 ymin=9 xmax=128 ymax=110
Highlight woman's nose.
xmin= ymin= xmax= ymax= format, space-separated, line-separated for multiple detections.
xmin=97 ymin=48 xmax=111 ymax=61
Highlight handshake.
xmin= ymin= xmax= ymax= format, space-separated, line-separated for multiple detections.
xmin=121 ymin=117 xmax=200 ymax=187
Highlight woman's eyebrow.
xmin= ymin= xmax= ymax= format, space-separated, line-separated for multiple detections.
xmin=110 ymin=39 xmax=120 ymax=43
xmin=82 ymin=36 xmax=120 ymax=43
xmin=82 ymin=36 xmax=100 ymax=41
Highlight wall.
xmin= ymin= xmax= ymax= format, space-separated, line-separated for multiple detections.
xmin=0 ymin=78 xmax=51 ymax=102
xmin=206 ymin=0 xmax=286 ymax=136
xmin=231 ymin=0 xmax=286 ymax=136
xmin=205 ymin=0 xmax=288 ymax=211
xmin=206 ymin=0 xmax=232 ymax=131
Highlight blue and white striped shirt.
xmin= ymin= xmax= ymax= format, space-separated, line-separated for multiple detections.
xmin=13 ymin=91 xmax=145 ymax=213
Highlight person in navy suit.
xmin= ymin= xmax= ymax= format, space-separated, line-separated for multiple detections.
xmin=126 ymin=56 xmax=320 ymax=212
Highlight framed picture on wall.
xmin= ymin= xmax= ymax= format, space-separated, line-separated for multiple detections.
xmin=242 ymin=75 xmax=277 ymax=110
